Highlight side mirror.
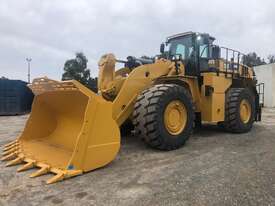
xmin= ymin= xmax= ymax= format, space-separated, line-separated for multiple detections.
xmin=160 ymin=43 xmax=165 ymax=54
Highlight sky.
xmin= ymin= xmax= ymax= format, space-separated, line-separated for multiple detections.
xmin=0 ymin=0 xmax=274 ymax=82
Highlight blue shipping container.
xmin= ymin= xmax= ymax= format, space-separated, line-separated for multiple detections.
xmin=0 ymin=79 xmax=34 ymax=115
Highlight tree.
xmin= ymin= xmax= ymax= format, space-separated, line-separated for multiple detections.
xmin=62 ymin=52 xmax=97 ymax=92
xmin=87 ymin=77 xmax=98 ymax=92
xmin=243 ymin=52 xmax=266 ymax=67
xmin=268 ymin=55 xmax=275 ymax=64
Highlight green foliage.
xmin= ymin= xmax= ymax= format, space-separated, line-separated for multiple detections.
xmin=62 ymin=52 xmax=97 ymax=92
xmin=243 ymin=52 xmax=266 ymax=67
xmin=268 ymin=55 xmax=275 ymax=64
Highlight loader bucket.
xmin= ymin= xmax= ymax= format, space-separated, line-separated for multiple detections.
xmin=1 ymin=78 xmax=120 ymax=184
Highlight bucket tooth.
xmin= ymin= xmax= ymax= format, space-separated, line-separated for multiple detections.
xmin=44 ymin=168 xmax=82 ymax=184
xmin=1 ymin=152 xmax=17 ymax=161
xmin=3 ymin=140 xmax=18 ymax=148
xmin=66 ymin=170 xmax=83 ymax=177
xmin=3 ymin=143 xmax=18 ymax=152
xmin=17 ymin=161 xmax=35 ymax=172
xmin=46 ymin=172 xmax=64 ymax=184
xmin=6 ymin=156 xmax=23 ymax=167
xmin=30 ymin=166 xmax=50 ymax=178
xmin=2 ymin=147 xmax=18 ymax=156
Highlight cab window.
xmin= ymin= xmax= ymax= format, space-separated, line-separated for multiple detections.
xmin=200 ymin=44 xmax=209 ymax=58
xmin=175 ymin=44 xmax=185 ymax=58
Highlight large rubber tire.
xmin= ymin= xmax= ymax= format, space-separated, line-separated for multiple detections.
xmin=224 ymin=88 xmax=255 ymax=133
xmin=133 ymin=84 xmax=194 ymax=150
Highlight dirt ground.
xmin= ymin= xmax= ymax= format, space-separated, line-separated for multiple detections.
xmin=0 ymin=108 xmax=275 ymax=206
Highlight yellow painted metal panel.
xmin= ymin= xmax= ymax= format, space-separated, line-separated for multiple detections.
xmin=200 ymin=73 xmax=232 ymax=122
xmin=1 ymin=78 xmax=120 ymax=183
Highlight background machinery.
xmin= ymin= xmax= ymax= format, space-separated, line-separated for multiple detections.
xmin=1 ymin=32 xmax=261 ymax=183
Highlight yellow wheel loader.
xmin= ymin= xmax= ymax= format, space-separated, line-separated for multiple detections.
xmin=1 ymin=32 xmax=262 ymax=184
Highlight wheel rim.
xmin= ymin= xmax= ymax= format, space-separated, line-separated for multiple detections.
xmin=240 ymin=99 xmax=251 ymax=124
xmin=164 ymin=100 xmax=187 ymax=135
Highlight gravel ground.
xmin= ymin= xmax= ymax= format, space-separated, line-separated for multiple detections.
xmin=0 ymin=108 xmax=275 ymax=206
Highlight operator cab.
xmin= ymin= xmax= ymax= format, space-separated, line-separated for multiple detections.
xmin=160 ymin=32 xmax=220 ymax=76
